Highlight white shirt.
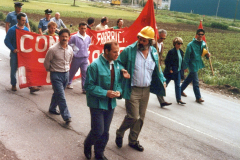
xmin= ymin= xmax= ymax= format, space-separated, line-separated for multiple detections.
xmin=157 ymin=42 xmax=163 ymax=53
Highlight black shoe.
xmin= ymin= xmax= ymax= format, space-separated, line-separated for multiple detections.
xmin=181 ymin=92 xmax=187 ymax=97
xmin=128 ymin=141 xmax=144 ymax=152
xmin=49 ymin=110 xmax=60 ymax=115
xmin=95 ymin=155 xmax=108 ymax=160
xmin=65 ymin=118 xmax=72 ymax=124
xmin=160 ymin=102 xmax=172 ymax=108
xmin=115 ymin=137 xmax=123 ymax=148
xmin=84 ymin=144 xmax=91 ymax=159
xmin=177 ymin=100 xmax=186 ymax=105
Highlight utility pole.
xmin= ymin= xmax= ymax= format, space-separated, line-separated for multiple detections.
xmin=216 ymin=0 xmax=220 ymax=18
xmin=234 ymin=0 xmax=239 ymax=22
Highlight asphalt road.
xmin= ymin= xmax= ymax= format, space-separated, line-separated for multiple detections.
xmin=0 ymin=27 xmax=240 ymax=160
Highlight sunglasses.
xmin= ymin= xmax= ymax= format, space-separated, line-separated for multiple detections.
xmin=177 ymin=43 xmax=183 ymax=45
xmin=198 ymin=34 xmax=204 ymax=36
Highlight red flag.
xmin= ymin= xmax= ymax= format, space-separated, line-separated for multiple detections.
xmin=196 ymin=20 xmax=207 ymax=43
xmin=121 ymin=0 xmax=159 ymax=44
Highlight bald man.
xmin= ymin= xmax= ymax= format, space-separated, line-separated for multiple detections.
xmin=50 ymin=12 xmax=66 ymax=33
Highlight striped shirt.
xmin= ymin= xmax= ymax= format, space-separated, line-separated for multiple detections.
xmin=131 ymin=48 xmax=156 ymax=87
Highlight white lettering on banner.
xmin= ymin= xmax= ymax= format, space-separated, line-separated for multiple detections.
xmin=35 ymin=36 xmax=48 ymax=52
xmin=92 ymin=50 xmax=100 ymax=62
xmin=49 ymin=36 xmax=59 ymax=47
xmin=18 ymin=66 xmax=27 ymax=85
xmin=96 ymin=31 xmax=124 ymax=45
xmin=20 ymin=35 xmax=34 ymax=53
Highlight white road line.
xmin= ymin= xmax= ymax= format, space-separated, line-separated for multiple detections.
xmin=147 ymin=109 xmax=240 ymax=149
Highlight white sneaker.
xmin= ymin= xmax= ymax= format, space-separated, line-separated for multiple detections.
xmin=67 ymin=85 xmax=73 ymax=89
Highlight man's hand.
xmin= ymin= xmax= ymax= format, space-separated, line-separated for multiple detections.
xmin=206 ymin=53 xmax=211 ymax=58
xmin=107 ymin=90 xmax=120 ymax=98
xmin=184 ymin=69 xmax=188 ymax=73
xmin=121 ymin=69 xmax=130 ymax=79
xmin=13 ymin=49 xmax=19 ymax=53
xmin=163 ymin=82 xmax=166 ymax=90
xmin=170 ymin=70 xmax=173 ymax=73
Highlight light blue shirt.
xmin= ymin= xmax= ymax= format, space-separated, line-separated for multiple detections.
xmin=50 ymin=17 xmax=66 ymax=29
xmin=38 ymin=18 xmax=50 ymax=31
xmin=131 ymin=48 xmax=156 ymax=87
xmin=5 ymin=11 xmax=29 ymax=27
xmin=177 ymin=49 xmax=182 ymax=71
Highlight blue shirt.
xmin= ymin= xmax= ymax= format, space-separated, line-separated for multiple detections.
xmin=131 ymin=48 xmax=156 ymax=87
xmin=50 ymin=17 xmax=66 ymax=29
xmin=177 ymin=49 xmax=182 ymax=71
xmin=5 ymin=11 xmax=29 ymax=28
xmin=38 ymin=18 xmax=50 ymax=31
xmin=4 ymin=25 xmax=29 ymax=52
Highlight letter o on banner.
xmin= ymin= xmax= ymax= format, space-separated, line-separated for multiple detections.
xmin=35 ymin=36 xmax=48 ymax=52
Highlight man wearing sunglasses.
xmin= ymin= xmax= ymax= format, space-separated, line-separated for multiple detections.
xmin=181 ymin=29 xmax=210 ymax=103
xmin=154 ymin=29 xmax=172 ymax=108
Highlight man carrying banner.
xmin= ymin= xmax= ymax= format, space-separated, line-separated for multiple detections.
xmin=154 ymin=29 xmax=172 ymax=108
xmin=181 ymin=29 xmax=210 ymax=103
xmin=43 ymin=21 xmax=58 ymax=36
xmin=113 ymin=18 xmax=124 ymax=29
xmin=115 ymin=26 xmax=166 ymax=152
xmin=67 ymin=22 xmax=91 ymax=93
xmin=4 ymin=13 xmax=39 ymax=93
xmin=44 ymin=28 xmax=73 ymax=124
xmin=38 ymin=9 xmax=52 ymax=35
xmin=95 ymin=17 xmax=109 ymax=31
xmin=5 ymin=2 xmax=30 ymax=33
xmin=84 ymin=40 xmax=130 ymax=160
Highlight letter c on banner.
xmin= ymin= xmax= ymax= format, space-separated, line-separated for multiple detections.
xmin=35 ymin=36 xmax=48 ymax=52
xmin=20 ymin=35 xmax=33 ymax=53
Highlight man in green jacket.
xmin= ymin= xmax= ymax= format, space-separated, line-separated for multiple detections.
xmin=181 ymin=29 xmax=210 ymax=103
xmin=115 ymin=26 xmax=166 ymax=152
xmin=84 ymin=40 xmax=130 ymax=160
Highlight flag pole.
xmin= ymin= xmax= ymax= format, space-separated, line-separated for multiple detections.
xmin=205 ymin=44 xmax=214 ymax=76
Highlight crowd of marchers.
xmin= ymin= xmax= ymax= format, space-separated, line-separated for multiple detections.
xmin=4 ymin=2 xmax=211 ymax=160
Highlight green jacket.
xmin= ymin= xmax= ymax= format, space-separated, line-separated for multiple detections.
xmin=183 ymin=38 xmax=207 ymax=72
xmin=113 ymin=26 xmax=120 ymax=29
xmin=84 ymin=54 xmax=123 ymax=110
xmin=117 ymin=41 xmax=166 ymax=100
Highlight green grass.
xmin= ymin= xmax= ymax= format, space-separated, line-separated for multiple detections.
xmin=1 ymin=0 xmax=240 ymax=89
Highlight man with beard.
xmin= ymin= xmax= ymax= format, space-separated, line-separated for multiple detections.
xmin=115 ymin=26 xmax=166 ymax=152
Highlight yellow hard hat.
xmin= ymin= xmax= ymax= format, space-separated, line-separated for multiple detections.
xmin=137 ymin=26 xmax=155 ymax=40
xmin=202 ymin=48 xmax=208 ymax=57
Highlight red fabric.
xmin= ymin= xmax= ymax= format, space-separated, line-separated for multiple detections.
xmin=196 ymin=20 xmax=207 ymax=43
xmin=16 ymin=0 xmax=157 ymax=89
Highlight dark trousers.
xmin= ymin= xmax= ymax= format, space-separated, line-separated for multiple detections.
xmin=166 ymin=71 xmax=181 ymax=101
xmin=181 ymin=72 xmax=201 ymax=99
xmin=84 ymin=107 xmax=114 ymax=156
xmin=49 ymin=72 xmax=71 ymax=121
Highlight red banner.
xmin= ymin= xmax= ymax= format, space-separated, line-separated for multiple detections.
xmin=16 ymin=0 xmax=158 ymax=89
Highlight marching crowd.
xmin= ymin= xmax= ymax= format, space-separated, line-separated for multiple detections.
xmin=4 ymin=2 xmax=211 ymax=160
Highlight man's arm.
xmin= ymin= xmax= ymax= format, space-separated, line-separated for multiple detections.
xmin=44 ymin=49 xmax=53 ymax=71
xmin=4 ymin=29 xmax=15 ymax=52
xmin=182 ymin=44 xmax=192 ymax=70
xmin=60 ymin=19 xmax=67 ymax=28
xmin=5 ymin=22 xmax=10 ymax=33
xmin=38 ymin=20 xmax=43 ymax=35
xmin=84 ymin=64 xmax=109 ymax=98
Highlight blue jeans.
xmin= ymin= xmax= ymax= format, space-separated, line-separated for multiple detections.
xmin=49 ymin=72 xmax=71 ymax=121
xmin=181 ymin=72 xmax=201 ymax=99
xmin=166 ymin=71 xmax=181 ymax=101
xmin=84 ymin=108 xmax=114 ymax=157
xmin=10 ymin=52 xmax=18 ymax=86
